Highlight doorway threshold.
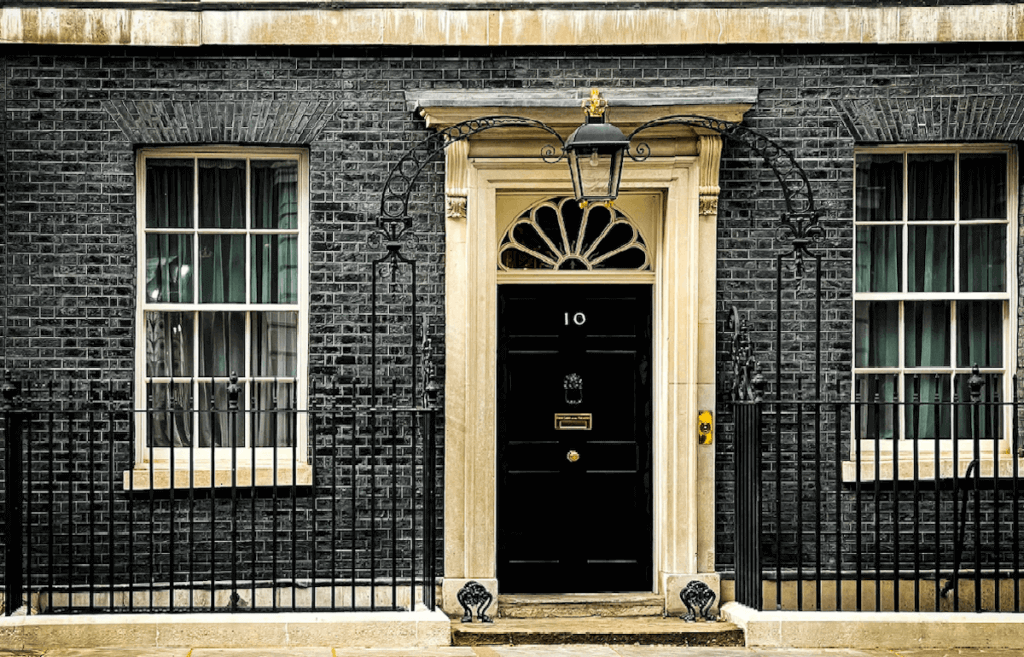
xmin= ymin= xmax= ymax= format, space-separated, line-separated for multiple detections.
xmin=498 ymin=592 xmax=664 ymax=618
xmin=452 ymin=615 xmax=744 ymax=646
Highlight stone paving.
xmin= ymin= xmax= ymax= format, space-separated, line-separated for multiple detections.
xmin=2 ymin=648 xmax=1024 ymax=657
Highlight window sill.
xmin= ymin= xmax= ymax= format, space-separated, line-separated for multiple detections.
xmin=842 ymin=457 xmax=1024 ymax=483
xmin=122 ymin=463 xmax=313 ymax=491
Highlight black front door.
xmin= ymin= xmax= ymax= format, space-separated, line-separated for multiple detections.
xmin=497 ymin=284 xmax=652 ymax=593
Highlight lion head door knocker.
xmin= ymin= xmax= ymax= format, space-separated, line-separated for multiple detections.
xmin=564 ymin=373 xmax=583 ymax=405
xmin=456 ymin=580 xmax=494 ymax=623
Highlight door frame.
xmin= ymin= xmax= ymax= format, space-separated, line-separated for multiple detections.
xmin=440 ymin=152 xmax=720 ymax=614
xmin=422 ymin=89 xmax=751 ymax=615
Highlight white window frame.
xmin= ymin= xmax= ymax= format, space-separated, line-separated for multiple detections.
xmin=129 ymin=146 xmax=310 ymax=489
xmin=849 ymin=144 xmax=1019 ymax=480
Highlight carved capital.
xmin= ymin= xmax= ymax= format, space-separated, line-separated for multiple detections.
xmin=445 ymin=139 xmax=470 ymax=221
xmin=446 ymin=195 xmax=467 ymax=221
xmin=697 ymin=134 xmax=723 ymax=217
xmin=699 ymin=186 xmax=721 ymax=217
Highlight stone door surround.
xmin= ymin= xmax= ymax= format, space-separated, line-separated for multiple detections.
xmin=408 ymin=87 xmax=756 ymax=615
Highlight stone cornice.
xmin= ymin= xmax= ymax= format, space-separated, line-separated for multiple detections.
xmin=4 ymin=4 xmax=1024 ymax=47
xmin=412 ymin=88 xmax=758 ymax=137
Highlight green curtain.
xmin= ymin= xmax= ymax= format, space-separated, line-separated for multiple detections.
xmin=145 ymin=161 xmax=194 ymax=303
xmin=855 ymin=154 xmax=902 ymax=294
xmin=905 ymin=373 xmax=951 ymax=440
xmin=908 ymin=154 xmax=953 ymax=221
xmin=252 ymin=312 xmax=297 ymax=447
xmin=199 ymin=311 xmax=246 ymax=447
xmin=251 ymin=161 xmax=299 ymax=304
xmin=144 ymin=311 xmax=194 ymax=447
xmin=199 ymin=160 xmax=246 ymax=303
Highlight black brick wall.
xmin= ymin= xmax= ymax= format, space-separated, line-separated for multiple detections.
xmin=2 ymin=43 xmax=1024 ymax=585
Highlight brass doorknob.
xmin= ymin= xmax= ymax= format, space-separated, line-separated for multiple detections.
xmin=567 ymin=450 xmax=580 ymax=463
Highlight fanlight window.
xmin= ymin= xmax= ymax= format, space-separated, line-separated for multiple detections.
xmin=498 ymin=197 xmax=650 ymax=271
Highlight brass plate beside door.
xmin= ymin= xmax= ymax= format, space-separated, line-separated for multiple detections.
xmin=554 ymin=413 xmax=592 ymax=430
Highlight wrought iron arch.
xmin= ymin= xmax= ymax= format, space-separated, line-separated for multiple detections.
xmin=368 ymin=117 xmax=566 ymax=406
xmin=623 ymin=114 xmax=825 ymax=399
xmin=369 ymin=112 xmax=824 ymax=405
xmin=627 ymin=114 xmax=822 ymax=261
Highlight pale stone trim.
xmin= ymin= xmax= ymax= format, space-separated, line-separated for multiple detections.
xmin=431 ymin=88 xmax=735 ymax=614
xmin=722 ymin=602 xmax=1024 ymax=649
xmin=443 ymin=155 xmax=718 ymax=612
xmin=698 ymin=135 xmax=723 ymax=217
xmin=7 ymin=5 xmax=1024 ymax=47
xmin=123 ymin=463 xmax=314 ymax=490
xmin=415 ymin=88 xmax=757 ymax=134
xmin=842 ymin=456 xmax=1024 ymax=483
xmin=496 ymin=270 xmax=656 ymax=285
xmin=0 ymin=609 xmax=451 ymax=650
xmin=445 ymin=140 xmax=470 ymax=222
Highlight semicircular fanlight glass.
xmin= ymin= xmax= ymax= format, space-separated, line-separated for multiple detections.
xmin=498 ymin=197 xmax=650 ymax=271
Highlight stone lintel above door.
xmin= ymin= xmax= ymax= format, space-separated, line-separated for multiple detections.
xmin=411 ymin=87 xmax=757 ymax=136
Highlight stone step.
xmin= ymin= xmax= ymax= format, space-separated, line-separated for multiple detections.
xmin=497 ymin=593 xmax=665 ymax=618
xmin=451 ymin=616 xmax=744 ymax=646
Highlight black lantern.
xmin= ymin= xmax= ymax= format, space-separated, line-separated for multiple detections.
xmin=564 ymin=89 xmax=630 ymax=206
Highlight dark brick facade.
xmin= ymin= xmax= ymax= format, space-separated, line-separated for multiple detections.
xmin=2 ymin=43 xmax=1024 ymax=591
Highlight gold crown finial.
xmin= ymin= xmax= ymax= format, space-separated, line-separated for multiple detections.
xmin=583 ymin=88 xmax=607 ymax=118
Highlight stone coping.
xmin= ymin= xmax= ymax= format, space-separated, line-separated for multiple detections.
xmin=6 ymin=4 xmax=1024 ymax=47
xmin=0 ymin=609 xmax=452 ymax=650
xmin=721 ymin=601 xmax=1024 ymax=649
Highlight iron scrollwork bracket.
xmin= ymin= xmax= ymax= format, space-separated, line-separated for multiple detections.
xmin=372 ymin=116 xmax=567 ymax=261
xmin=679 ymin=580 xmax=718 ymax=622
xmin=727 ymin=306 xmax=764 ymax=403
xmin=456 ymin=580 xmax=494 ymax=623
xmin=626 ymin=114 xmax=823 ymax=259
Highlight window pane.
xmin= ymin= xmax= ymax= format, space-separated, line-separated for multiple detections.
xmin=908 ymin=154 xmax=954 ymax=221
xmin=146 ymin=159 xmax=193 ymax=229
xmin=961 ymin=153 xmax=1007 ymax=221
xmin=904 ymin=374 xmax=951 ymax=441
xmin=198 ymin=381 xmax=245 ymax=447
xmin=253 ymin=381 xmax=295 ymax=447
xmin=252 ymin=161 xmax=298 ymax=229
xmin=855 ymin=374 xmax=897 ymax=441
xmin=145 ymin=312 xmax=194 ymax=377
xmin=199 ymin=235 xmax=246 ymax=303
xmin=960 ymin=224 xmax=1006 ymax=292
xmin=199 ymin=312 xmax=245 ymax=378
xmin=907 ymin=225 xmax=952 ymax=292
xmin=252 ymin=312 xmax=297 ymax=378
xmin=855 ymin=301 xmax=898 ymax=368
xmin=905 ymin=301 xmax=950 ymax=367
xmin=957 ymin=301 xmax=1003 ymax=368
xmin=251 ymin=235 xmax=298 ymax=304
xmin=955 ymin=373 xmax=1004 ymax=442
xmin=199 ymin=159 xmax=245 ymax=229
xmin=856 ymin=154 xmax=902 ymax=222
xmin=856 ymin=226 xmax=901 ymax=292
xmin=146 ymin=234 xmax=194 ymax=303
xmin=147 ymin=382 xmax=193 ymax=448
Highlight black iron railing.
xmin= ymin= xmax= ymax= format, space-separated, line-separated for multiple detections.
xmin=734 ymin=372 xmax=1024 ymax=613
xmin=0 ymin=375 xmax=439 ymax=616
